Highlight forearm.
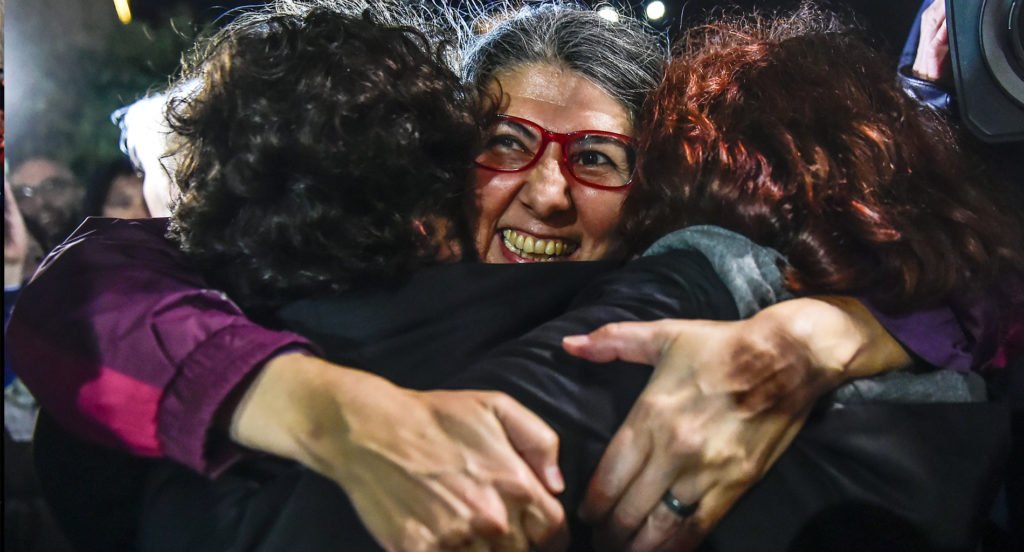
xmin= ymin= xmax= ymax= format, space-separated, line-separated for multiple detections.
xmin=227 ymin=352 xmax=379 ymax=480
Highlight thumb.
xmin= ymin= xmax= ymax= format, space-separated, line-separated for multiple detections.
xmin=490 ymin=393 xmax=564 ymax=494
xmin=562 ymin=321 xmax=676 ymax=365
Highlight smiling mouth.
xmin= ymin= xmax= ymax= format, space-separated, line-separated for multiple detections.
xmin=500 ymin=229 xmax=578 ymax=261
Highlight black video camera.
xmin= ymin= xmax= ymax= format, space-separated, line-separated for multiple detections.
xmin=947 ymin=0 xmax=1024 ymax=142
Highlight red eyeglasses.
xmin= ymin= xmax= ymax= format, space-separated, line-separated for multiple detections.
xmin=474 ymin=114 xmax=635 ymax=190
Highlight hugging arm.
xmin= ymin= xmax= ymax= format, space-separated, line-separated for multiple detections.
xmin=11 ymin=218 xmax=568 ymax=551
xmin=7 ymin=219 xmax=994 ymax=470
xmin=12 ymin=221 xmax=1004 ymax=551
xmin=450 ymin=251 xmax=1004 ymax=552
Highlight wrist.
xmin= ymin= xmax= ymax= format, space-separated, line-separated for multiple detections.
xmin=787 ymin=296 xmax=911 ymax=381
xmin=228 ymin=352 xmax=402 ymax=485
xmin=752 ymin=297 xmax=868 ymax=384
xmin=229 ymin=353 xmax=346 ymax=464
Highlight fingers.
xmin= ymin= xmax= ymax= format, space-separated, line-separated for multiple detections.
xmin=489 ymin=393 xmax=564 ymax=494
xmin=523 ymin=500 xmax=570 ymax=552
xmin=580 ymin=424 xmax=647 ymax=522
xmin=922 ymin=0 xmax=944 ymax=28
xmin=630 ymin=505 xmax=688 ymax=552
xmin=485 ymin=393 xmax=568 ymax=550
xmin=602 ymin=458 xmax=689 ymax=549
xmin=562 ymin=321 xmax=677 ymax=365
xmin=913 ymin=0 xmax=950 ymax=80
xmin=462 ymin=485 xmax=512 ymax=540
xmin=936 ymin=18 xmax=948 ymax=46
xmin=650 ymin=480 xmax=749 ymax=552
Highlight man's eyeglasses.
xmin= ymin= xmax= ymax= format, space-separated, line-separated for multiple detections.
xmin=474 ymin=114 xmax=635 ymax=190
xmin=10 ymin=176 xmax=77 ymax=200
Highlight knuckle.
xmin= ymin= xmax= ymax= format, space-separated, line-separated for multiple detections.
xmin=502 ymin=472 xmax=535 ymax=502
xmin=535 ymin=426 xmax=559 ymax=452
xmin=732 ymin=456 xmax=761 ymax=484
xmin=612 ymin=507 xmax=645 ymax=532
xmin=636 ymin=393 xmax=671 ymax=418
xmin=476 ymin=510 xmax=511 ymax=537
xmin=667 ymin=425 xmax=701 ymax=456
xmin=593 ymin=323 xmax=618 ymax=339
xmin=437 ymin=522 xmax=473 ymax=547
xmin=482 ymin=390 xmax=508 ymax=405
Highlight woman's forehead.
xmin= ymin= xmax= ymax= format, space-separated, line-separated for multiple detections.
xmin=489 ymin=63 xmax=633 ymax=136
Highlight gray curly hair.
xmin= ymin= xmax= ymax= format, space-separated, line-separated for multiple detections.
xmin=245 ymin=1 xmax=668 ymax=123
xmin=461 ymin=2 xmax=667 ymax=123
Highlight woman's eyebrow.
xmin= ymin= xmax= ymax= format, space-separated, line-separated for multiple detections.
xmin=500 ymin=119 xmax=539 ymax=140
xmin=576 ymin=134 xmax=626 ymax=144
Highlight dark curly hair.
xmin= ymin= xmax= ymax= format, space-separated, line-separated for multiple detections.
xmin=167 ymin=4 xmax=489 ymax=308
xmin=624 ymin=6 xmax=1024 ymax=312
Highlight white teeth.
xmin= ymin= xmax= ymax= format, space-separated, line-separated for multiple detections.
xmin=501 ymin=229 xmax=577 ymax=261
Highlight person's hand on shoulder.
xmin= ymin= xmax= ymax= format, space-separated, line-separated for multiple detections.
xmin=230 ymin=353 xmax=569 ymax=552
xmin=562 ymin=297 xmax=910 ymax=551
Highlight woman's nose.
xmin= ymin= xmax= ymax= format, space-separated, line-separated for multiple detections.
xmin=519 ymin=144 xmax=573 ymax=219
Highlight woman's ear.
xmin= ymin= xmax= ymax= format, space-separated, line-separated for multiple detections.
xmin=412 ymin=217 xmax=463 ymax=263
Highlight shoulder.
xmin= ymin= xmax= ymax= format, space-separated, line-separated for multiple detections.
xmin=34 ymin=217 xmax=187 ymax=282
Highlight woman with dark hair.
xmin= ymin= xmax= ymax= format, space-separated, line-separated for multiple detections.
xmin=8 ymin=1 xmax=1017 ymax=551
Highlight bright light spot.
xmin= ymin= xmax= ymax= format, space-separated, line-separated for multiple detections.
xmin=597 ymin=6 xmax=620 ymax=23
xmin=113 ymin=0 xmax=132 ymax=25
xmin=645 ymin=1 xmax=666 ymax=21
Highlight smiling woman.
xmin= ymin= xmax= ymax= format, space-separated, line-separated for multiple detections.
xmin=472 ymin=63 xmax=634 ymax=264
xmin=6 ymin=2 xmax=1016 ymax=552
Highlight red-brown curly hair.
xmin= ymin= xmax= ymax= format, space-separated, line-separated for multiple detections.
xmin=623 ymin=6 xmax=1024 ymax=312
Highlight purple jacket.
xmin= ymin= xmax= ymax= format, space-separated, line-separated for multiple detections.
xmin=6 ymin=218 xmax=315 ymax=474
xmin=4 ymin=217 xmax=998 ymax=475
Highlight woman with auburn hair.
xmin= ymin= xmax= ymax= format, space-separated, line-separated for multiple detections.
xmin=561 ymin=7 xmax=1024 ymax=549
xmin=626 ymin=8 xmax=1023 ymax=306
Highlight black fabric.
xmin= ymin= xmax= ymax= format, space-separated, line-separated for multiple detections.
xmin=32 ymin=411 xmax=150 ymax=552
xmin=134 ymin=251 xmax=1010 ymax=552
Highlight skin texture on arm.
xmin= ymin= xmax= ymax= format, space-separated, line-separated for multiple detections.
xmin=564 ymin=296 xmax=912 ymax=551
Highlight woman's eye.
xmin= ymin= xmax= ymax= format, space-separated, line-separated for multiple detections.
xmin=486 ymin=134 xmax=527 ymax=152
xmin=573 ymin=150 xmax=614 ymax=167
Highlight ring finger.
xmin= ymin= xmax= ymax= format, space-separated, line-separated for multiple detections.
xmin=628 ymin=476 xmax=706 ymax=552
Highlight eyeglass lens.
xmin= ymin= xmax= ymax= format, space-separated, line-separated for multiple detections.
xmin=476 ymin=118 xmax=635 ymax=188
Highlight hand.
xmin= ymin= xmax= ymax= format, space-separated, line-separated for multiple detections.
xmin=231 ymin=354 xmax=569 ymax=552
xmin=562 ymin=298 xmax=910 ymax=552
xmin=912 ymin=0 xmax=951 ymax=82
xmin=4 ymin=178 xmax=30 ymax=286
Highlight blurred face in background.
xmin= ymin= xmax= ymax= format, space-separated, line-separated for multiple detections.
xmin=9 ymin=157 xmax=84 ymax=250
xmin=102 ymin=172 xmax=149 ymax=219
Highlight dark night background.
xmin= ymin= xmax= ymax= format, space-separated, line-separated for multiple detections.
xmin=3 ymin=0 xmax=925 ymax=180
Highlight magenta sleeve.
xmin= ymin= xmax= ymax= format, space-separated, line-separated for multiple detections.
xmin=6 ymin=217 xmax=316 ymax=474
